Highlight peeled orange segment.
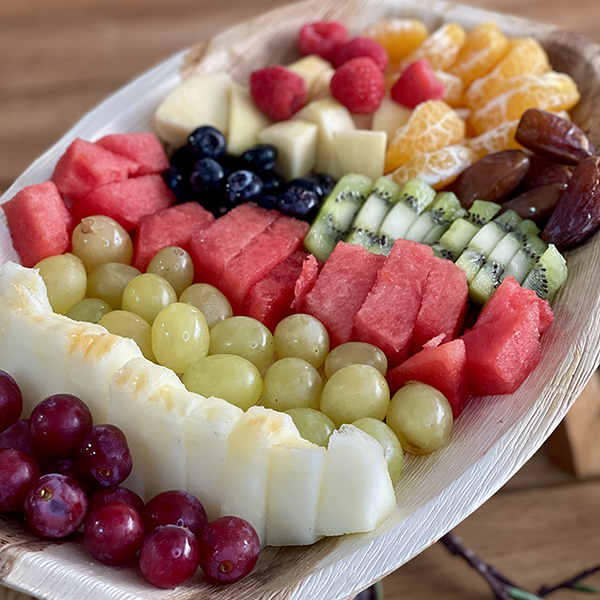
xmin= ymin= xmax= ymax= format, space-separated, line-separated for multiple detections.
xmin=465 ymin=119 xmax=522 ymax=158
xmin=434 ymin=70 xmax=465 ymax=107
xmin=469 ymin=72 xmax=581 ymax=135
xmin=362 ymin=18 xmax=429 ymax=66
xmin=399 ymin=23 xmax=467 ymax=72
xmin=448 ymin=22 xmax=510 ymax=88
xmin=384 ymin=100 xmax=465 ymax=173
xmin=465 ymin=38 xmax=551 ymax=110
xmin=388 ymin=144 xmax=479 ymax=190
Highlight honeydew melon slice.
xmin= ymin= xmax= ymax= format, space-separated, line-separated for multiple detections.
xmin=287 ymin=55 xmax=334 ymax=102
xmin=333 ymin=130 xmax=387 ymax=181
xmin=317 ymin=425 xmax=396 ymax=536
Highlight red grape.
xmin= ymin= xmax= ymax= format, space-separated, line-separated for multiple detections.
xmin=198 ymin=516 xmax=260 ymax=583
xmin=0 ymin=419 xmax=48 ymax=467
xmin=0 ymin=371 xmax=22 ymax=434
xmin=23 ymin=474 xmax=88 ymax=538
xmin=44 ymin=457 xmax=98 ymax=496
xmin=84 ymin=501 xmax=145 ymax=565
xmin=0 ymin=448 xmax=41 ymax=512
xmin=77 ymin=424 xmax=132 ymax=487
xmin=30 ymin=394 xmax=93 ymax=458
xmin=143 ymin=490 xmax=208 ymax=538
xmin=88 ymin=486 xmax=144 ymax=517
xmin=139 ymin=524 xmax=200 ymax=589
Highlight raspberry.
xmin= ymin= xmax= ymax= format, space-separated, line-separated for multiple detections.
xmin=330 ymin=57 xmax=385 ymax=114
xmin=250 ymin=66 xmax=307 ymax=122
xmin=391 ymin=59 xmax=446 ymax=109
xmin=298 ymin=21 xmax=348 ymax=62
xmin=332 ymin=37 xmax=389 ymax=72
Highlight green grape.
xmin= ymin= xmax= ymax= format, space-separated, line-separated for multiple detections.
xmin=273 ymin=314 xmax=330 ymax=369
xmin=65 ymin=298 xmax=112 ymax=324
xmin=182 ymin=354 xmax=262 ymax=411
xmin=147 ymin=246 xmax=194 ymax=297
xmin=71 ymin=215 xmax=133 ymax=272
xmin=35 ymin=253 xmax=87 ymax=314
xmin=352 ymin=417 xmax=403 ymax=484
xmin=87 ymin=263 xmax=141 ymax=309
xmin=320 ymin=364 xmax=390 ymax=428
xmin=324 ymin=341 xmax=388 ymax=379
xmin=122 ymin=273 xmax=177 ymax=325
xmin=179 ymin=283 xmax=233 ymax=329
xmin=151 ymin=302 xmax=209 ymax=373
xmin=209 ymin=316 xmax=274 ymax=371
xmin=285 ymin=408 xmax=335 ymax=448
xmin=386 ymin=382 xmax=453 ymax=455
xmin=262 ymin=358 xmax=323 ymax=412
xmin=99 ymin=310 xmax=156 ymax=362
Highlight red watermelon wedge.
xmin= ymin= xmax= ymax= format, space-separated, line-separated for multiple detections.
xmin=96 ymin=133 xmax=170 ymax=176
xmin=291 ymin=254 xmax=320 ymax=310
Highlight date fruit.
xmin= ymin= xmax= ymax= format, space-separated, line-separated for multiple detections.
xmin=518 ymin=155 xmax=572 ymax=191
xmin=542 ymin=156 xmax=600 ymax=250
xmin=501 ymin=182 xmax=567 ymax=224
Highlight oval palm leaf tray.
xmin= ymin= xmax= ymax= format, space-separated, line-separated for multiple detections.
xmin=1 ymin=0 xmax=600 ymax=599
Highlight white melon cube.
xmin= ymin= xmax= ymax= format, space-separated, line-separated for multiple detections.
xmin=266 ymin=437 xmax=326 ymax=546
xmin=257 ymin=120 xmax=318 ymax=180
xmin=317 ymin=425 xmax=396 ymax=536
xmin=154 ymin=72 xmax=233 ymax=148
xmin=333 ymin=130 xmax=387 ymax=181
xmin=226 ymin=82 xmax=272 ymax=156
xmin=295 ymin=97 xmax=356 ymax=179
xmin=287 ymin=55 xmax=334 ymax=101
xmin=221 ymin=406 xmax=299 ymax=546
xmin=372 ymin=98 xmax=412 ymax=144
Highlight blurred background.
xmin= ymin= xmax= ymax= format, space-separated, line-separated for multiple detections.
xmin=2 ymin=0 xmax=600 ymax=598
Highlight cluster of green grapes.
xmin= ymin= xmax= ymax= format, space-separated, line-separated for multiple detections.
xmin=34 ymin=214 xmax=453 ymax=485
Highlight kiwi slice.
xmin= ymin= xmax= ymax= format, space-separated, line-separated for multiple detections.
xmin=504 ymin=234 xmax=548 ymax=284
xmin=523 ymin=244 xmax=568 ymax=300
xmin=466 ymin=200 xmax=502 ymax=226
xmin=345 ymin=177 xmax=402 ymax=249
xmin=431 ymin=218 xmax=480 ymax=261
xmin=454 ymin=222 xmax=506 ymax=284
xmin=405 ymin=191 xmax=465 ymax=244
xmin=493 ymin=209 xmax=523 ymax=234
xmin=304 ymin=173 xmax=373 ymax=262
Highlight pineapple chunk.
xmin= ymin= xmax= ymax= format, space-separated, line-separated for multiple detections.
xmin=372 ymin=97 xmax=412 ymax=144
xmin=317 ymin=425 xmax=396 ymax=536
xmin=333 ymin=130 xmax=387 ymax=180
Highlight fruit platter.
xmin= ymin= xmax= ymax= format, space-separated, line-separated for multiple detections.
xmin=2 ymin=0 xmax=600 ymax=598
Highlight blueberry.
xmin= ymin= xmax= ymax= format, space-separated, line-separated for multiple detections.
xmin=219 ymin=154 xmax=248 ymax=177
xmin=308 ymin=173 xmax=336 ymax=197
xmin=163 ymin=166 xmax=185 ymax=196
xmin=187 ymin=126 xmax=226 ymax=160
xmin=169 ymin=146 xmax=196 ymax=173
xmin=225 ymin=170 xmax=264 ymax=204
xmin=189 ymin=158 xmax=225 ymax=195
xmin=262 ymin=170 xmax=286 ymax=195
xmin=286 ymin=177 xmax=324 ymax=198
xmin=241 ymin=145 xmax=278 ymax=172
xmin=257 ymin=194 xmax=279 ymax=211
xmin=277 ymin=187 xmax=320 ymax=221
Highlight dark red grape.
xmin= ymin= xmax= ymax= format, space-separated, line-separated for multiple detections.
xmin=139 ymin=525 xmax=200 ymax=589
xmin=23 ymin=474 xmax=87 ymax=538
xmin=0 ymin=419 xmax=48 ymax=467
xmin=0 ymin=448 xmax=41 ymax=512
xmin=198 ymin=516 xmax=260 ymax=583
xmin=88 ymin=486 xmax=144 ymax=517
xmin=30 ymin=394 xmax=93 ymax=458
xmin=84 ymin=501 xmax=145 ymax=565
xmin=143 ymin=490 xmax=207 ymax=538
xmin=0 ymin=371 xmax=22 ymax=434
xmin=44 ymin=457 xmax=98 ymax=496
xmin=77 ymin=424 xmax=132 ymax=487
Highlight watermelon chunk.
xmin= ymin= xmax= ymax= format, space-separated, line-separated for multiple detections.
xmin=291 ymin=254 xmax=320 ymax=310
xmin=461 ymin=303 xmax=542 ymax=396
xmin=409 ymin=256 xmax=468 ymax=355
xmin=386 ymin=339 xmax=468 ymax=418
xmin=219 ymin=215 xmax=310 ymax=313
xmin=70 ymin=174 xmax=176 ymax=232
xmin=2 ymin=182 xmax=72 ymax=267
xmin=353 ymin=239 xmax=434 ymax=366
xmin=132 ymin=202 xmax=215 ymax=272
xmin=246 ymin=251 xmax=308 ymax=331
xmin=52 ymin=138 xmax=139 ymax=200
xmin=475 ymin=276 xmax=554 ymax=334
xmin=96 ymin=133 xmax=170 ymax=176
xmin=189 ymin=203 xmax=278 ymax=287
xmin=303 ymin=242 xmax=385 ymax=347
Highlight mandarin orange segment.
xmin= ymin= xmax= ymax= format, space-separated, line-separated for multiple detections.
xmin=465 ymin=119 xmax=522 ymax=158
xmin=468 ymin=72 xmax=581 ymax=135
xmin=399 ymin=23 xmax=467 ymax=72
xmin=465 ymin=37 xmax=551 ymax=110
xmin=362 ymin=18 xmax=429 ymax=66
xmin=389 ymin=145 xmax=479 ymax=189
xmin=448 ymin=22 xmax=510 ymax=88
xmin=434 ymin=70 xmax=465 ymax=107
xmin=384 ymin=100 xmax=466 ymax=173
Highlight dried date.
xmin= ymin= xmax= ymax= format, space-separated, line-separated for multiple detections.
xmin=501 ymin=182 xmax=567 ymax=224
xmin=517 ymin=155 xmax=572 ymax=191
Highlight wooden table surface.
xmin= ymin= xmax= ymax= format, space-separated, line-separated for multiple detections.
xmin=2 ymin=1 xmax=600 ymax=599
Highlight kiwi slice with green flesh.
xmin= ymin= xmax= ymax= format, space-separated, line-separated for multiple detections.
xmin=431 ymin=218 xmax=480 ymax=261
xmin=345 ymin=177 xmax=402 ymax=249
xmin=523 ymin=244 xmax=568 ymax=301
xmin=304 ymin=173 xmax=373 ymax=262
xmin=375 ymin=178 xmax=437 ymax=253
xmin=504 ymin=234 xmax=548 ymax=284
xmin=405 ymin=191 xmax=465 ymax=244
xmin=466 ymin=200 xmax=502 ymax=226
